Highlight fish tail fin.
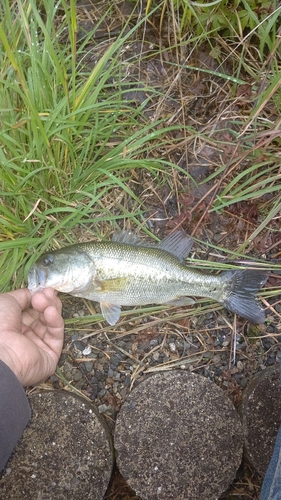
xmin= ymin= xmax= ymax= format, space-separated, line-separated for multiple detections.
xmin=221 ymin=269 xmax=268 ymax=323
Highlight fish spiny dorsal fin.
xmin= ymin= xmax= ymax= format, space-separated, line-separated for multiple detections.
xmin=158 ymin=231 xmax=193 ymax=262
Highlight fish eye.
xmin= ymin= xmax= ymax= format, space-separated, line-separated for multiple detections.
xmin=43 ymin=254 xmax=54 ymax=266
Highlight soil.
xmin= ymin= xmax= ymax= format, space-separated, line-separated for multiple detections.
xmin=30 ymin=2 xmax=281 ymax=499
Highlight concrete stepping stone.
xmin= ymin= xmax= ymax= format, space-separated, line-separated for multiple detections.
xmin=0 ymin=390 xmax=114 ymax=499
xmin=114 ymin=370 xmax=243 ymax=500
xmin=241 ymin=364 xmax=281 ymax=476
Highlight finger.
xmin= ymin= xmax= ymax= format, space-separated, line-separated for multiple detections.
xmin=43 ymin=304 xmax=64 ymax=331
xmin=43 ymin=306 xmax=64 ymax=358
xmin=6 ymin=288 xmax=31 ymax=311
xmin=22 ymin=289 xmax=62 ymax=330
xmin=43 ymin=305 xmax=65 ymax=354
xmin=31 ymin=288 xmax=62 ymax=315
xmin=22 ymin=305 xmax=64 ymax=358
xmin=27 ymin=290 xmax=64 ymax=343
xmin=0 ymin=290 xmax=31 ymax=333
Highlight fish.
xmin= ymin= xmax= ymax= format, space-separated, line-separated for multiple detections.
xmin=27 ymin=230 xmax=268 ymax=325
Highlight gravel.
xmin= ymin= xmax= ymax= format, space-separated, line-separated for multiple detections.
xmin=51 ymin=295 xmax=281 ymax=497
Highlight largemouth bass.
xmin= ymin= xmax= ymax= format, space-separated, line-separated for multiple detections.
xmin=28 ymin=230 xmax=268 ymax=325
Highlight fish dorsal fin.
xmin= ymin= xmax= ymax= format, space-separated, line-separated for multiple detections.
xmin=112 ymin=230 xmax=142 ymax=245
xmin=112 ymin=229 xmax=193 ymax=261
xmin=158 ymin=231 xmax=193 ymax=262
xmin=100 ymin=302 xmax=121 ymax=325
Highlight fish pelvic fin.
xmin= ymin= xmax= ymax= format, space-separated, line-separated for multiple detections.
xmin=221 ymin=269 xmax=268 ymax=324
xmin=100 ymin=303 xmax=121 ymax=325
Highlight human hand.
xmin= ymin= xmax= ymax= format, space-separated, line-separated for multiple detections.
xmin=0 ymin=288 xmax=64 ymax=386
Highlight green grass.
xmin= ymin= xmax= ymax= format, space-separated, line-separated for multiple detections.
xmin=0 ymin=0 xmax=184 ymax=290
xmin=0 ymin=0 xmax=280 ymax=323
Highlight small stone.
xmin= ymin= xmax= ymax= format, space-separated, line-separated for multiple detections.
xmin=236 ymin=342 xmax=246 ymax=351
xmin=95 ymin=370 xmax=106 ymax=381
xmin=266 ymin=356 xmax=276 ymax=366
xmin=124 ymin=375 xmax=131 ymax=388
xmin=110 ymin=356 xmax=120 ymax=368
xmin=169 ymin=342 xmax=176 ymax=353
xmin=98 ymin=404 xmax=110 ymax=414
xmin=90 ymin=387 xmax=98 ymax=400
xmin=152 ymin=352 xmax=160 ymax=361
xmin=82 ymin=361 xmax=93 ymax=373
xmin=64 ymin=361 xmax=74 ymax=373
xmin=237 ymin=361 xmax=243 ymax=373
xmin=87 ymin=353 xmax=98 ymax=360
xmin=275 ymin=303 xmax=281 ymax=313
xmin=238 ymin=377 xmax=248 ymax=389
xmin=119 ymin=388 xmax=128 ymax=399
xmin=106 ymin=378 xmax=114 ymax=386
xmin=203 ymin=351 xmax=212 ymax=360
xmin=263 ymin=338 xmax=274 ymax=350
xmin=73 ymin=309 xmax=85 ymax=317
xmin=74 ymin=341 xmax=86 ymax=352
xmin=72 ymin=370 xmax=83 ymax=382
xmin=82 ymin=346 xmax=92 ymax=356
xmin=150 ymin=339 xmax=158 ymax=347
xmin=212 ymin=355 xmax=221 ymax=365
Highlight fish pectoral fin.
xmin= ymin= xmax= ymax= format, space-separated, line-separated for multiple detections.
xmin=97 ymin=277 xmax=128 ymax=292
xmin=100 ymin=302 xmax=121 ymax=325
xmin=158 ymin=231 xmax=193 ymax=262
xmin=165 ymin=297 xmax=195 ymax=306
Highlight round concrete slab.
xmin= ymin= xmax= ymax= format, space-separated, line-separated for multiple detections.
xmin=115 ymin=370 xmax=243 ymax=500
xmin=0 ymin=390 xmax=114 ymax=499
xmin=241 ymin=365 xmax=281 ymax=476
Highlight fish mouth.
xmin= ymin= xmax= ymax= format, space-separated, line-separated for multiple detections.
xmin=27 ymin=266 xmax=47 ymax=293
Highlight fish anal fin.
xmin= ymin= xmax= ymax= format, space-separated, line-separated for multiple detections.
xmin=100 ymin=302 xmax=121 ymax=325
xmin=158 ymin=231 xmax=193 ymax=262
xmin=165 ymin=297 xmax=195 ymax=306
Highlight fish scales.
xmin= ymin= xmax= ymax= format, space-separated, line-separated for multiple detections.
xmin=27 ymin=230 xmax=268 ymax=325
xmin=77 ymin=241 xmax=224 ymax=305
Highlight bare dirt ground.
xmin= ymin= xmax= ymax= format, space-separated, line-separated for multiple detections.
xmin=39 ymin=1 xmax=281 ymax=498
